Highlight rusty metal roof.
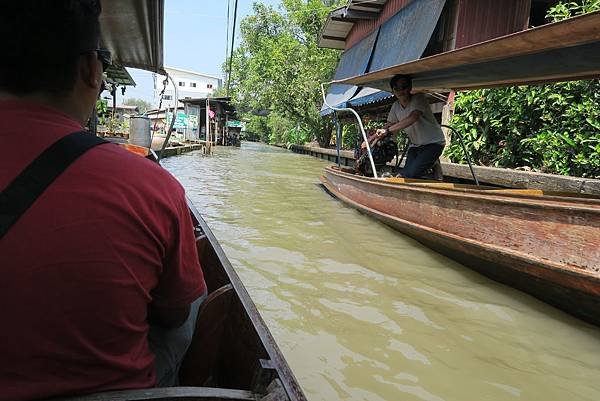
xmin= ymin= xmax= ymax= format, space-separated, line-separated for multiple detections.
xmin=318 ymin=0 xmax=388 ymax=49
xmin=333 ymin=11 xmax=600 ymax=91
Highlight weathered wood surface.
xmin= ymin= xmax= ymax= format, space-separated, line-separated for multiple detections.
xmin=51 ymin=387 xmax=256 ymax=400
xmin=158 ymin=144 xmax=205 ymax=158
xmin=440 ymin=163 xmax=600 ymax=195
xmin=321 ymin=167 xmax=600 ymax=325
xmin=180 ymin=285 xmax=235 ymax=387
xmin=188 ymin=202 xmax=307 ymax=401
xmin=291 ymin=144 xmax=600 ymax=195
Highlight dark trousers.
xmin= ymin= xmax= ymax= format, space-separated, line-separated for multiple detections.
xmin=402 ymin=143 xmax=444 ymax=178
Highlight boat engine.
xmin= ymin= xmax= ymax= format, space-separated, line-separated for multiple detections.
xmin=355 ymin=136 xmax=398 ymax=176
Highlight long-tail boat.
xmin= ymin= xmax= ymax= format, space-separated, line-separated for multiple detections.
xmin=50 ymin=1 xmax=307 ymax=400
xmin=320 ymin=11 xmax=600 ymax=326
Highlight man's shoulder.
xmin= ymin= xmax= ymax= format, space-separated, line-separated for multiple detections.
xmin=409 ymin=93 xmax=429 ymax=110
xmin=88 ymin=144 xmax=184 ymax=194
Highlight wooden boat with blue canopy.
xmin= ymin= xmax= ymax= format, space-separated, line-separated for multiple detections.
xmin=320 ymin=10 xmax=600 ymax=326
xmin=46 ymin=1 xmax=307 ymax=400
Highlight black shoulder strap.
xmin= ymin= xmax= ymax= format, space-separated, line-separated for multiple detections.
xmin=0 ymin=131 xmax=107 ymax=239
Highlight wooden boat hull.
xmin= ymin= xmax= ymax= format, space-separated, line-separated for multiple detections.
xmin=321 ymin=166 xmax=600 ymax=326
xmin=181 ymin=201 xmax=307 ymax=400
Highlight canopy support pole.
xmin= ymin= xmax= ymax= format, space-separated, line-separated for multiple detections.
xmin=320 ymin=83 xmax=378 ymax=179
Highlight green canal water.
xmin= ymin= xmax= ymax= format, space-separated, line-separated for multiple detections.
xmin=162 ymin=142 xmax=600 ymax=401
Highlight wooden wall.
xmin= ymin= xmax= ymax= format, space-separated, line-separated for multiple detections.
xmin=454 ymin=0 xmax=532 ymax=48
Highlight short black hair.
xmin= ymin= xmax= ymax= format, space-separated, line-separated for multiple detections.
xmin=390 ymin=74 xmax=412 ymax=90
xmin=0 ymin=1 xmax=102 ymax=96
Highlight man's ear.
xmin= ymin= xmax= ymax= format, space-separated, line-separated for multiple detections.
xmin=79 ymin=53 xmax=103 ymax=90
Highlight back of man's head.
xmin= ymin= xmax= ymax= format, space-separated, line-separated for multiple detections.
xmin=0 ymin=1 xmax=102 ymax=97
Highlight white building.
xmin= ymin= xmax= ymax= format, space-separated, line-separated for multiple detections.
xmin=154 ymin=66 xmax=222 ymax=109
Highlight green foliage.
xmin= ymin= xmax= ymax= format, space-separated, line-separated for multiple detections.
xmin=447 ymin=1 xmax=600 ymax=177
xmin=546 ymin=0 xmax=599 ymax=21
xmin=96 ymin=99 xmax=107 ymax=124
xmin=341 ymin=124 xmax=358 ymax=150
xmin=244 ymin=115 xmax=271 ymax=142
xmin=447 ymin=82 xmax=600 ymax=176
xmin=340 ymin=118 xmax=386 ymax=150
xmin=226 ymin=0 xmax=344 ymax=147
xmin=123 ymin=98 xmax=152 ymax=114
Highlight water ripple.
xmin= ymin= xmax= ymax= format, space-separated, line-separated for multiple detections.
xmin=164 ymin=143 xmax=600 ymax=401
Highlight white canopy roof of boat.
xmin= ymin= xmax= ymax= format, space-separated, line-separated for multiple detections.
xmin=99 ymin=0 xmax=165 ymax=77
xmin=332 ymin=11 xmax=600 ymax=92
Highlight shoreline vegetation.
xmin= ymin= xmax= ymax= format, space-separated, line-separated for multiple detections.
xmin=225 ymin=0 xmax=599 ymax=179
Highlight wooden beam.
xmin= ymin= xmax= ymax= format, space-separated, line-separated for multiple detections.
xmin=51 ymin=387 xmax=256 ymax=401
xmin=335 ymin=11 xmax=600 ymax=87
xmin=321 ymin=35 xmax=346 ymax=42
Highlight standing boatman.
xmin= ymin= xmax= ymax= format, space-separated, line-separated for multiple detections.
xmin=374 ymin=74 xmax=445 ymax=179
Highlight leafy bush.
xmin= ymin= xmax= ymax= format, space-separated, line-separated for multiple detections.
xmin=447 ymin=82 xmax=600 ymax=176
xmin=447 ymin=1 xmax=600 ymax=177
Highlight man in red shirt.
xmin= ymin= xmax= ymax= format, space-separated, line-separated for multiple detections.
xmin=0 ymin=1 xmax=207 ymax=399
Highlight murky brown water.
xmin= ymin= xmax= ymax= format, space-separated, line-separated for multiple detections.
xmin=163 ymin=142 xmax=600 ymax=401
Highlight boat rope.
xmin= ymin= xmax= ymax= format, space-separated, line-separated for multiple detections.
xmin=152 ymin=77 xmax=168 ymax=143
xmin=320 ymin=82 xmax=379 ymax=179
xmin=157 ymin=73 xmax=179 ymax=162
xmin=440 ymin=124 xmax=479 ymax=186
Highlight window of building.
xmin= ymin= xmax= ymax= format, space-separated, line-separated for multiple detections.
xmin=163 ymin=95 xmax=172 ymax=100
xmin=178 ymin=81 xmax=185 ymax=87
xmin=207 ymin=84 xmax=213 ymax=89
xmin=190 ymin=82 xmax=197 ymax=88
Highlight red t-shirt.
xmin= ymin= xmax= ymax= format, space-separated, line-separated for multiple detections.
xmin=0 ymin=101 xmax=207 ymax=400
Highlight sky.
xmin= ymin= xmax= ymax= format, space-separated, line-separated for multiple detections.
xmin=121 ymin=0 xmax=281 ymax=106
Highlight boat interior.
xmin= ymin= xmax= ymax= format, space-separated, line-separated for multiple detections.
xmin=330 ymin=166 xmax=600 ymax=204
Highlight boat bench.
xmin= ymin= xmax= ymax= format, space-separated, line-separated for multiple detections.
xmin=50 ymin=386 xmax=257 ymax=400
xmin=49 ymin=378 xmax=289 ymax=401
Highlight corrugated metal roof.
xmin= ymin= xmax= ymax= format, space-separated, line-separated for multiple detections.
xmin=318 ymin=0 xmax=388 ymax=49
xmin=105 ymin=65 xmax=136 ymax=86
xmin=334 ymin=11 xmax=600 ymax=91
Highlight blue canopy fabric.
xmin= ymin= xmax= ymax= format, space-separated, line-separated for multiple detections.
xmin=369 ymin=0 xmax=446 ymax=75
xmin=321 ymin=0 xmax=446 ymax=114
xmin=320 ymin=27 xmax=379 ymax=116
xmin=347 ymin=87 xmax=394 ymax=108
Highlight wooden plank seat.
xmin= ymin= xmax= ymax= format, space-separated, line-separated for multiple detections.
xmin=179 ymin=284 xmax=235 ymax=386
xmin=48 ymin=386 xmax=256 ymax=400
xmin=195 ymin=234 xmax=210 ymax=260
